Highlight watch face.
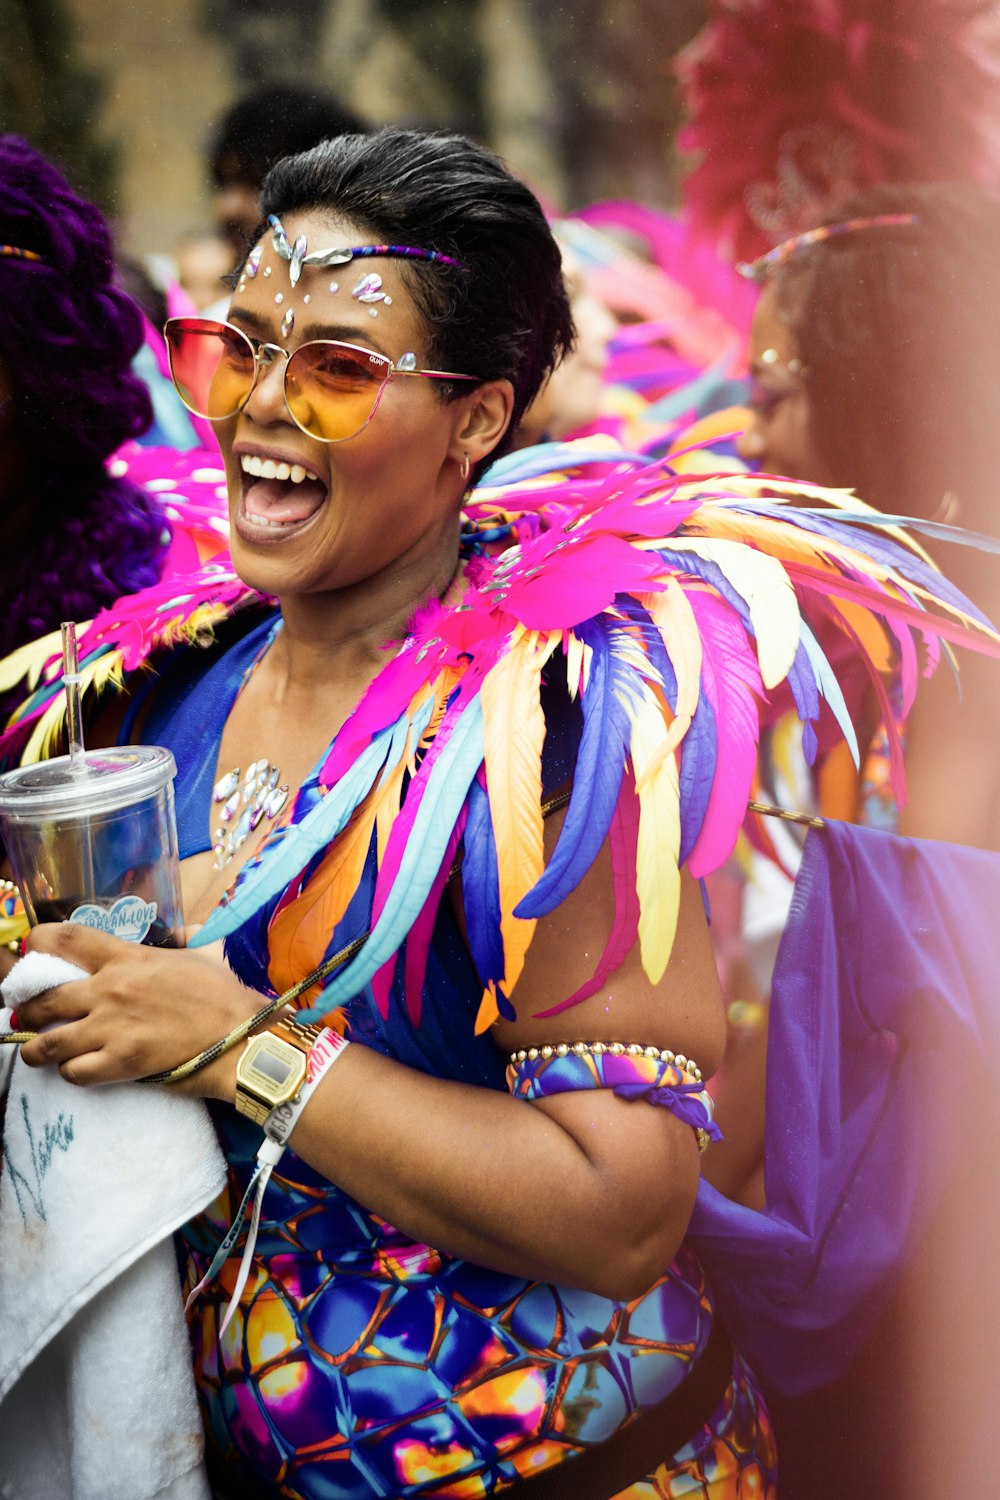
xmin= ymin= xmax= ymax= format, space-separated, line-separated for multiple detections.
xmin=253 ymin=1049 xmax=296 ymax=1087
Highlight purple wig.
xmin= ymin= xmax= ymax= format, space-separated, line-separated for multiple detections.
xmin=0 ymin=136 xmax=167 ymax=656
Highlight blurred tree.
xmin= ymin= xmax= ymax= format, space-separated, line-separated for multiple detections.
xmin=202 ymin=0 xmax=708 ymax=211
xmin=0 ymin=0 xmax=118 ymax=208
xmin=202 ymin=0 xmax=328 ymax=84
xmin=528 ymin=0 xmax=708 ymax=209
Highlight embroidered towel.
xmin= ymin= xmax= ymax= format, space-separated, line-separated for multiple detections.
xmin=0 ymin=952 xmax=226 ymax=1500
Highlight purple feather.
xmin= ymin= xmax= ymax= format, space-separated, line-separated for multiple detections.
xmin=461 ymin=769 xmax=505 ymax=987
xmin=677 ymin=687 xmax=718 ymax=865
xmin=515 ymin=621 xmax=631 ymax=918
xmin=783 ymin=638 xmax=822 ymax=765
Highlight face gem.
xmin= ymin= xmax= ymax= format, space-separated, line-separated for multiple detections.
xmin=245 ymin=246 xmax=263 ymax=279
xmin=369 ymin=307 xmax=378 ymax=317
xmin=328 ymin=281 xmax=339 ymax=294
xmin=397 ymin=352 xmax=417 ymax=372
xmin=289 ymin=234 xmax=308 ymax=287
xmin=281 ymin=308 xmax=295 ymax=337
xmin=303 ymin=294 xmax=311 ymax=304
xmin=263 ymin=266 xmax=272 ymax=278
xmin=275 ymin=292 xmax=284 ymax=304
xmin=352 ymin=272 xmax=386 ymax=303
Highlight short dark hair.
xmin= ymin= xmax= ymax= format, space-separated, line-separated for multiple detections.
xmin=770 ymin=182 xmax=1000 ymax=528
xmin=258 ymin=129 xmax=576 ymax=475
xmin=209 ymin=86 xmax=365 ymax=188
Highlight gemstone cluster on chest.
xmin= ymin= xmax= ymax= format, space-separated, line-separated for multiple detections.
xmin=212 ymin=761 xmax=289 ymax=870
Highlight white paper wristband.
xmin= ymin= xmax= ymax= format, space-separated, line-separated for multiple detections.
xmin=263 ymin=1027 xmax=351 ymax=1147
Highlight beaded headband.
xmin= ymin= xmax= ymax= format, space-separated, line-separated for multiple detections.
xmin=265 ymin=214 xmax=466 ymax=288
xmin=736 ymin=213 xmax=921 ymax=282
xmin=0 ymin=244 xmax=43 ymax=263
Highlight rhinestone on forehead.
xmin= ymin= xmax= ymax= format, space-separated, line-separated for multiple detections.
xmin=245 ymin=246 xmax=263 ymax=279
xmin=353 ymin=272 xmax=387 ymax=304
xmin=281 ymin=308 xmax=295 ymax=337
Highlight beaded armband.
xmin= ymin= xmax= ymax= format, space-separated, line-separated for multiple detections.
xmin=506 ymin=1041 xmax=721 ymax=1152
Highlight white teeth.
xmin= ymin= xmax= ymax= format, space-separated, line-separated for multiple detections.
xmin=243 ymin=508 xmax=297 ymax=529
xmin=240 ymin=454 xmax=312 ymax=484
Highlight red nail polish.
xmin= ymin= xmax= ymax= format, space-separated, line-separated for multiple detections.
xmin=17 ymin=939 xmax=26 ymax=956
xmin=9 ymin=1010 xmax=18 ymax=1029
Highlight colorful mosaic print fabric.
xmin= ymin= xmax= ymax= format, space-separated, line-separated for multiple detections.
xmin=182 ymin=1137 xmax=776 ymax=1498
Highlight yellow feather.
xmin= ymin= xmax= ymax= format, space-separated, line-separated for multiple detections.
xmin=640 ymin=579 xmax=703 ymax=755
xmin=565 ymin=631 xmax=587 ymax=701
xmin=475 ymin=984 xmax=500 ymax=1035
xmin=480 ymin=629 xmax=558 ymax=998
xmin=625 ymin=681 xmax=681 ymax=985
xmin=0 ymin=628 xmax=67 ymax=697
xmin=653 ymin=536 xmax=801 ymax=689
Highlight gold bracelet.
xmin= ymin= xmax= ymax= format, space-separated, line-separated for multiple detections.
xmin=508 ymin=1041 xmax=704 ymax=1084
xmin=0 ymin=930 xmax=369 ymax=1083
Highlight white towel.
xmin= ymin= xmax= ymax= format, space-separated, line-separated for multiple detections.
xmin=0 ymin=953 xmax=227 ymax=1500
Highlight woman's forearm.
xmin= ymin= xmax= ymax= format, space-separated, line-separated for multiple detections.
xmin=208 ymin=1039 xmax=699 ymax=1299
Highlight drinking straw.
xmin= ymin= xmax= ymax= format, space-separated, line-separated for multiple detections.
xmin=61 ymin=620 xmax=95 ymax=897
xmin=61 ymin=621 xmax=86 ymax=770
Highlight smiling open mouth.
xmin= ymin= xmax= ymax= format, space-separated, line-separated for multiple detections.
xmin=238 ymin=453 xmax=328 ymax=534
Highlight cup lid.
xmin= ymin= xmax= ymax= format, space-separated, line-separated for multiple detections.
xmin=0 ymin=745 xmax=177 ymax=819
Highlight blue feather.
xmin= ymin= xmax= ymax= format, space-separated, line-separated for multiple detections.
xmin=613 ymin=595 xmax=680 ymax=711
xmin=677 ymin=688 xmax=718 ymax=866
xmin=483 ymin=442 xmax=651 ymax=485
xmin=782 ymin=637 xmax=821 ymax=766
xmin=655 ymin=547 xmax=757 ymax=640
xmin=797 ymin=619 xmax=860 ymax=767
xmin=515 ymin=621 xmax=633 ymax=919
xmin=461 ymin=772 xmax=505 ymax=987
xmin=727 ymin=499 xmax=996 ymax=631
xmin=300 ymin=697 xmax=486 ymax=1019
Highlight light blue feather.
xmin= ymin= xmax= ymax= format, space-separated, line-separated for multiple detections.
xmin=299 ymin=697 xmax=486 ymax=1020
xmin=484 ymin=442 xmax=650 ymax=485
xmin=798 ymin=619 xmax=860 ymax=768
xmin=190 ymin=719 xmax=406 ymax=947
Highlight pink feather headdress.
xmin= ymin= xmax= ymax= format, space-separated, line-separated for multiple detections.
xmin=676 ymin=0 xmax=1000 ymax=263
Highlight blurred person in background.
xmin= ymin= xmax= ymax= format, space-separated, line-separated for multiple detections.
xmin=512 ymin=238 xmax=618 ymax=447
xmin=208 ymin=85 xmax=366 ymax=260
xmin=709 ymin=186 xmax=1000 ymax=1498
xmin=0 ymin=134 xmax=167 ymax=668
xmin=737 ymin=183 xmax=1000 ymax=847
xmin=173 ymin=228 xmax=235 ymax=312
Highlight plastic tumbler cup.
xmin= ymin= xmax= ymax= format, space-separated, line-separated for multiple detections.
xmin=0 ymin=746 xmax=185 ymax=947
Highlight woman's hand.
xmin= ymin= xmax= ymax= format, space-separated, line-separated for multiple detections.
xmin=15 ymin=921 xmax=261 ymax=1099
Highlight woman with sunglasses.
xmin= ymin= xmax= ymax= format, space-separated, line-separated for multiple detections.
xmin=12 ymin=131 xmax=992 ymax=1500
xmin=8 ymin=126 xmax=775 ymax=1500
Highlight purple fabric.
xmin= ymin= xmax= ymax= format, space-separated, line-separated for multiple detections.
xmin=691 ymin=819 xmax=1000 ymax=1394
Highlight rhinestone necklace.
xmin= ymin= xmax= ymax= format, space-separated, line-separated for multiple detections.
xmin=211 ymin=761 xmax=289 ymax=871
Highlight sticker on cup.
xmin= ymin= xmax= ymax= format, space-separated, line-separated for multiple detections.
xmin=69 ymin=895 xmax=158 ymax=944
